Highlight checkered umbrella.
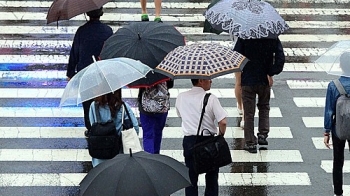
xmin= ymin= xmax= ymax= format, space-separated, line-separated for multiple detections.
xmin=155 ymin=43 xmax=248 ymax=79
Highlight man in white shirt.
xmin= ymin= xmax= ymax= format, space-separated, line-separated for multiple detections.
xmin=175 ymin=79 xmax=227 ymax=196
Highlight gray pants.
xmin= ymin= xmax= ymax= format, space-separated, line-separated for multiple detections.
xmin=242 ymin=85 xmax=271 ymax=145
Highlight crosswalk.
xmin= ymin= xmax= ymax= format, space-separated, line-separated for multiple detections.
xmin=1 ymin=0 xmax=350 ymax=195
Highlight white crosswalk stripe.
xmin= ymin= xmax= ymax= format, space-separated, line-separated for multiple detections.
xmin=0 ymin=126 xmax=293 ymax=139
xmin=0 ymin=88 xmax=276 ymax=98
xmin=0 ymin=0 xmax=348 ymax=194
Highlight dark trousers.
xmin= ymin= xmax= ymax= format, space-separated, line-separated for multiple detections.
xmin=140 ymin=112 xmax=168 ymax=154
xmin=183 ymin=136 xmax=219 ymax=196
xmin=242 ymin=85 xmax=270 ymax=145
xmin=332 ymin=134 xmax=349 ymax=195
xmin=82 ymin=99 xmax=94 ymax=130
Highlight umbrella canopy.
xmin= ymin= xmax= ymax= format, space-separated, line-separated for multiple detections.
xmin=60 ymin=57 xmax=152 ymax=106
xmin=100 ymin=21 xmax=186 ymax=88
xmin=204 ymin=0 xmax=289 ymax=39
xmin=155 ymin=43 xmax=248 ymax=79
xmin=46 ymin=0 xmax=109 ymax=24
xmin=79 ymin=151 xmax=191 ymax=196
xmin=315 ymin=40 xmax=350 ymax=77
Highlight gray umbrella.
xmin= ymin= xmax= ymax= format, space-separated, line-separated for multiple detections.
xmin=79 ymin=151 xmax=191 ymax=196
xmin=100 ymin=22 xmax=185 ymax=88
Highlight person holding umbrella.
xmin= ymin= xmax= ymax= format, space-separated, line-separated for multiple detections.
xmin=89 ymin=89 xmax=140 ymax=167
xmin=66 ymin=7 xmax=113 ymax=136
xmin=175 ymin=79 xmax=227 ymax=196
xmin=137 ymin=80 xmax=173 ymax=154
xmin=234 ymin=37 xmax=285 ymax=153
xmin=323 ymin=52 xmax=350 ymax=196
xmin=140 ymin=0 xmax=162 ymax=22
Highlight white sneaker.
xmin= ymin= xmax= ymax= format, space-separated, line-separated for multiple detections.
xmin=240 ymin=121 xmax=244 ymax=128
xmin=237 ymin=103 xmax=243 ymax=115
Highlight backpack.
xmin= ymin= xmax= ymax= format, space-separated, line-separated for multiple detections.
xmin=141 ymin=82 xmax=170 ymax=113
xmin=333 ymin=79 xmax=350 ymax=140
xmin=87 ymin=103 xmax=120 ymax=159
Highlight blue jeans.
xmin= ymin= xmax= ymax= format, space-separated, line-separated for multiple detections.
xmin=183 ymin=136 xmax=219 ymax=196
xmin=140 ymin=112 xmax=168 ymax=154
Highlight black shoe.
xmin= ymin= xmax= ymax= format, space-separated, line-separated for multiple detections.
xmin=258 ymin=135 xmax=268 ymax=145
xmin=84 ymin=130 xmax=90 ymax=137
xmin=244 ymin=144 xmax=257 ymax=153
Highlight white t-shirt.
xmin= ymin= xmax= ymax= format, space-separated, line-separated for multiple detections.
xmin=175 ymin=87 xmax=228 ymax=136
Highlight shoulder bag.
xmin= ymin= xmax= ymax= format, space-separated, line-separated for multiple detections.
xmin=121 ymin=102 xmax=143 ymax=154
xmin=191 ymin=93 xmax=232 ymax=174
xmin=87 ymin=103 xmax=121 ymax=159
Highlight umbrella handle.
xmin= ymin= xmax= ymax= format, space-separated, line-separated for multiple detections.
xmin=92 ymin=55 xmax=97 ymax=62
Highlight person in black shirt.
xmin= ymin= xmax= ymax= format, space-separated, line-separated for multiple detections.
xmin=66 ymin=7 xmax=113 ymax=135
xmin=234 ymin=37 xmax=285 ymax=153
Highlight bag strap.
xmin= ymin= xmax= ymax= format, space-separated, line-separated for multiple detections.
xmin=122 ymin=102 xmax=132 ymax=120
xmin=121 ymin=104 xmax=124 ymax=125
xmin=334 ymin=79 xmax=347 ymax=95
xmin=196 ymin=93 xmax=211 ymax=137
xmin=94 ymin=102 xmax=101 ymax=123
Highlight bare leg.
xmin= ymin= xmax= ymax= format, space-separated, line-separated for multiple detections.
xmin=154 ymin=0 xmax=162 ymax=17
xmin=140 ymin=0 xmax=147 ymax=14
xmin=235 ymin=72 xmax=243 ymax=111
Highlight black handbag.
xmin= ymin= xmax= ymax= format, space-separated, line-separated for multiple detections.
xmin=88 ymin=103 xmax=121 ymax=159
xmin=191 ymin=93 xmax=232 ymax=174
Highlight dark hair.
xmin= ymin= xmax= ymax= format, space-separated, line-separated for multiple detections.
xmin=340 ymin=52 xmax=350 ymax=74
xmin=191 ymin=79 xmax=199 ymax=86
xmin=86 ymin=7 xmax=103 ymax=18
xmin=94 ymin=89 xmax=122 ymax=118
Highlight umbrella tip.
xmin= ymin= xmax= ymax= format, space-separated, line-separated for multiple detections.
xmin=129 ymin=148 xmax=132 ymax=157
xmin=92 ymin=55 xmax=97 ymax=62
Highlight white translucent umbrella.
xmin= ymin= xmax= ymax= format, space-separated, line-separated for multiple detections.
xmin=315 ymin=40 xmax=350 ymax=77
xmin=60 ymin=57 xmax=152 ymax=106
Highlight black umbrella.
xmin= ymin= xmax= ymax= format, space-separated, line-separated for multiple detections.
xmin=79 ymin=151 xmax=191 ymax=196
xmin=100 ymin=22 xmax=185 ymax=88
xmin=203 ymin=0 xmax=224 ymax=35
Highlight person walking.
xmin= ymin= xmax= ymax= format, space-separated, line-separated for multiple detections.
xmin=89 ymin=89 xmax=139 ymax=167
xmin=175 ymin=79 xmax=227 ymax=196
xmin=140 ymin=0 xmax=162 ymax=22
xmin=234 ymin=37 xmax=285 ymax=153
xmin=234 ymin=72 xmax=244 ymax=127
xmin=324 ymin=52 xmax=350 ymax=196
xmin=66 ymin=7 xmax=113 ymax=136
xmin=137 ymin=80 xmax=173 ymax=154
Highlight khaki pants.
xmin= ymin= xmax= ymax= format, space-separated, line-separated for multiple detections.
xmin=242 ymin=85 xmax=271 ymax=145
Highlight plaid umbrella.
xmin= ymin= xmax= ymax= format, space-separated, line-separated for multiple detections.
xmin=204 ymin=0 xmax=289 ymax=39
xmin=46 ymin=0 xmax=109 ymax=24
xmin=154 ymin=43 xmax=248 ymax=79
xmin=100 ymin=22 xmax=185 ymax=88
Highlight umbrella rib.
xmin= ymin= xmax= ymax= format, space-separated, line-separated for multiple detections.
xmin=77 ymin=65 xmax=93 ymax=104
xmin=136 ymin=158 xmax=164 ymax=195
xmin=95 ymin=60 xmax=114 ymax=93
